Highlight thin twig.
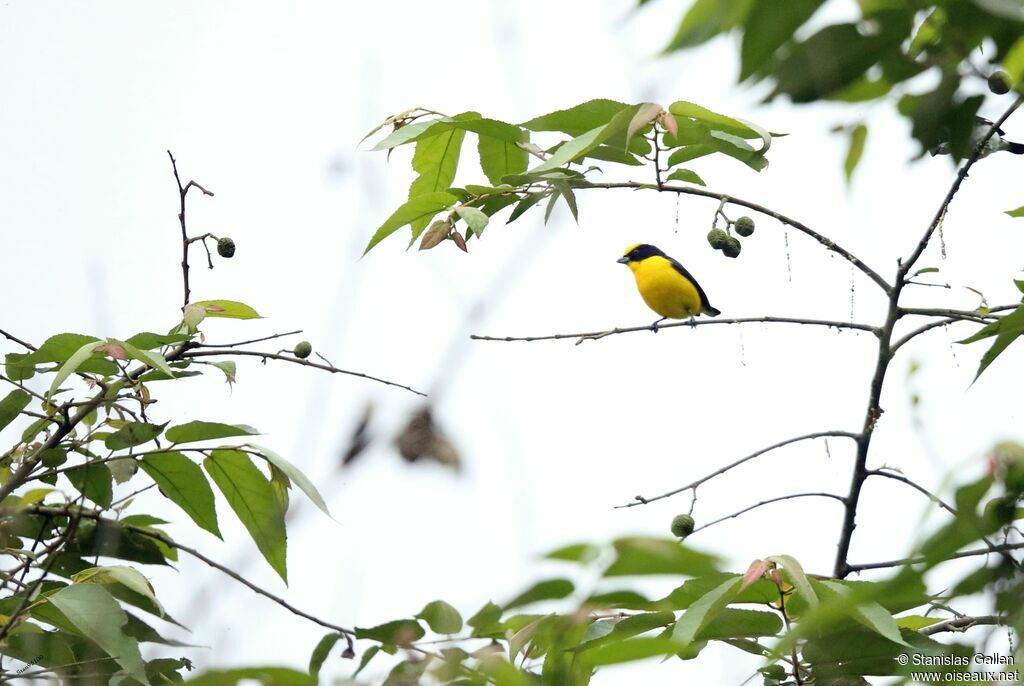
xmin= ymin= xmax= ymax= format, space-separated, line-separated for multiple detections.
xmin=615 ymin=431 xmax=859 ymax=508
xmin=180 ymin=349 xmax=426 ymax=397
xmin=846 ymin=541 xmax=1024 ymax=573
xmin=473 ymin=317 xmax=879 ymax=346
xmin=167 ymin=151 xmax=215 ymax=311
xmin=867 ymin=470 xmax=957 ymax=516
xmin=691 ymin=492 xmax=846 ymax=534
xmin=0 ymin=329 xmax=37 ymax=351
xmin=198 ymin=330 xmax=303 ymax=349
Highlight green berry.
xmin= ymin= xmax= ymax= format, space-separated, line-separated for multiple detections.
xmin=217 ymin=237 xmax=236 ymax=258
xmin=989 ymin=71 xmax=1012 ymax=95
xmin=293 ymin=341 xmax=313 ymax=359
xmin=734 ymin=216 xmax=755 ymax=237
xmin=722 ymin=236 xmax=742 ymax=258
xmin=706 ymin=228 xmax=730 ymax=250
xmin=671 ymin=514 xmax=695 ymax=539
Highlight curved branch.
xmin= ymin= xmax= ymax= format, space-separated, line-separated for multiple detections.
xmin=198 ymin=329 xmax=303 ymax=348
xmin=180 ymin=348 xmax=426 ymax=397
xmin=891 ymin=305 xmax=1018 ymax=355
xmin=615 ymin=430 xmax=859 ymax=509
xmin=692 ymin=492 xmax=845 ymax=534
xmin=899 ymin=94 xmax=1024 ymax=277
xmin=579 ymin=181 xmax=892 ymax=293
xmin=472 ymin=316 xmax=879 ymax=345
xmin=867 ymin=470 xmax=956 ymax=516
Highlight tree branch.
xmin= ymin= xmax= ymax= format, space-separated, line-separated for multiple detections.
xmin=197 ymin=329 xmax=303 ymax=348
xmin=577 ymin=181 xmax=892 ymax=293
xmin=180 ymin=348 xmax=426 ymax=397
xmin=167 ymin=151 xmax=215 ymax=311
xmin=846 ymin=541 xmax=1024 ymax=573
xmin=867 ymin=469 xmax=957 ymax=516
xmin=691 ymin=492 xmax=846 ymax=534
xmin=919 ymin=614 xmax=1007 ymax=636
xmin=615 ymin=431 xmax=859 ymax=509
xmin=472 ymin=316 xmax=879 ymax=346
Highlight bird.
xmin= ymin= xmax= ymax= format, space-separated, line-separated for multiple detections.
xmin=930 ymin=116 xmax=1024 ymax=158
xmin=617 ymin=243 xmax=720 ymax=332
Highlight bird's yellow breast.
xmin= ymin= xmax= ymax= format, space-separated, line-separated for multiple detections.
xmin=628 ymin=256 xmax=703 ymax=319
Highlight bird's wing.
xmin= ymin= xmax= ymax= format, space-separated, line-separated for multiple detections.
xmin=975 ymin=115 xmax=1006 ymax=136
xmin=667 ymin=257 xmax=715 ymax=313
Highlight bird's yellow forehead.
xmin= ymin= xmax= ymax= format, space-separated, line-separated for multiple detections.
xmin=623 ymin=243 xmax=641 ymax=258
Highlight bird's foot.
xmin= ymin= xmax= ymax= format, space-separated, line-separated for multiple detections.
xmin=650 ymin=317 xmax=666 ymax=334
xmin=689 ymin=317 xmax=696 ymax=329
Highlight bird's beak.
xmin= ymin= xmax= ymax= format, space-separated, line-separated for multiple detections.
xmin=616 ymin=256 xmax=629 ymax=264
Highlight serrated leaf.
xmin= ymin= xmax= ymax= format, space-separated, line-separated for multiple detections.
xmin=48 ymin=584 xmax=149 ymax=684
xmin=671 ymin=576 xmax=741 ymax=645
xmin=408 ymin=127 xmax=466 ymax=236
xmin=120 ymin=340 xmax=175 ymax=378
xmin=666 ymin=168 xmax=706 ymax=186
xmin=47 ymin=339 xmax=103 ymax=398
xmin=364 ymin=192 xmax=458 ymax=254
xmin=141 ymin=451 xmax=221 ymax=538
xmin=204 ymin=449 xmax=288 ymax=582
xmin=165 ymin=421 xmax=259 ymax=444
xmin=550 ymin=180 xmax=578 ymax=223
xmin=521 ymin=99 xmax=631 ymax=136
xmin=767 ymin=554 xmax=818 ymax=607
xmin=479 ymin=134 xmax=528 ymax=185
xmin=354 ymin=619 xmax=425 ymax=646
xmin=506 ymin=193 xmax=545 ymax=224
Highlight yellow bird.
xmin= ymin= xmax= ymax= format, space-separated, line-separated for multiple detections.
xmin=617 ymin=244 xmax=720 ymax=331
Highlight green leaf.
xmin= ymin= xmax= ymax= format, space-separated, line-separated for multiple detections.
xmin=767 ymin=554 xmax=818 ymax=607
xmin=364 ymin=191 xmax=458 ymax=254
xmin=545 ymin=543 xmax=601 ymax=563
xmin=141 ymin=451 xmax=221 ymax=538
xmin=771 ymin=21 xmax=909 ymax=102
xmin=506 ymin=193 xmax=545 ymax=224
xmin=467 ymin=600 xmax=504 ymax=637
xmin=71 ymin=565 xmax=162 ymax=616
xmin=4 ymin=352 xmax=34 ymax=381
xmin=604 ymin=537 xmax=720 ymax=577
xmin=119 ymin=340 xmax=175 ymax=378
xmin=105 ymin=422 xmax=165 ymax=451
xmin=124 ymin=332 xmax=190 ymax=350
xmin=504 ymin=578 xmax=574 ymax=610
xmin=455 ymin=206 xmax=490 ymax=237
xmin=65 ymin=462 xmax=114 ymax=508
xmin=1006 ymin=205 xmax=1024 ymax=218
xmin=844 ymin=123 xmax=868 ymax=184
xmin=671 ymin=576 xmax=741 ymax=645
xmin=550 ymin=180 xmax=579 ymax=223
xmin=666 ymin=169 xmax=706 ymax=186
xmin=0 ymin=389 xmax=31 ymax=432
xmin=191 ymin=300 xmax=262 ymax=320
xmin=47 ymin=339 xmax=104 ymax=398
xmin=739 ymin=0 xmax=825 ymax=79
xmin=308 ymin=632 xmax=342 ymax=678
xmin=479 ymin=135 xmax=528 ymax=185
xmin=668 ymin=101 xmax=771 ymax=151
xmin=696 ymin=608 xmax=783 ymax=640
xmin=527 ymin=104 xmax=643 ymax=174
xmin=249 ymin=443 xmax=330 ymax=517
xmin=417 ymin=600 xmax=463 ymax=634
xmin=585 ymin=636 xmax=683 ymax=666
xmin=664 ymin=0 xmax=755 ymax=51
xmin=48 ymin=584 xmax=150 ymax=684
xmin=165 ymin=421 xmax=259 ymax=444
xmin=65 ymin=519 xmax=170 ymax=566
xmin=353 ymin=644 xmax=381 ymax=678
xmin=354 ymin=619 xmax=425 ymax=645
xmin=183 ymin=667 xmax=315 ymax=686
xmin=577 ymin=611 xmax=675 ymax=651
xmin=521 ymin=99 xmax=631 ymax=136
xmin=204 ymin=449 xmax=288 ymax=582
xmin=408 ymin=127 xmax=466 ymax=236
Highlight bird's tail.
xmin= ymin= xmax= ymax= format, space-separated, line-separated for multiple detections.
xmin=705 ymin=306 xmax=721 ymax=317
xmin=1007 ymin=141 xmax=1024 ymax=155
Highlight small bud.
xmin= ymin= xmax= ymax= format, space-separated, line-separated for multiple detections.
xmin=988 ymin=71 xmax=1012 ymax=95
xmin=293 ymin=341 xmax=313 ymax=359
xmin=734 ymin=216 xmax=755 ymax=237
xmin=419 ymin=220 xmax=451 ymax=251
xmin=670 ymin=514 xmax=695 ymax=539
xmin=217 ymin=237 xmax=236 ymax=258
xmin=452 ymin=231 xmax=468 ymax=253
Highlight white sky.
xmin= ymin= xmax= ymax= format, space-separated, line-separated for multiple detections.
xmin=3 ymin=2 xmax=1024 ymax=684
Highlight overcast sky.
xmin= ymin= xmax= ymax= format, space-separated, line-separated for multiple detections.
xmin=3 ymin=2 xmax=1024 ymax=684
